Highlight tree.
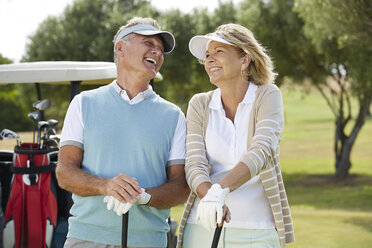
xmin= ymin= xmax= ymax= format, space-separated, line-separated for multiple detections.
xmin=0 ymin=54 xmax=31 ymax=131
xmin=23 ymin=0 xmax=155 ymax=62
xmin=237 ymin=0 xmax=371 ymax=178
xmin=22 ymin=0 xmax=159 ymax=121
xmin=293 ymin=0 xmax=372 ymax=178
xmin=0 ymin=54 xmax=12 ymax=65
xmin=155 ymin=1 xmax=238 ymax=110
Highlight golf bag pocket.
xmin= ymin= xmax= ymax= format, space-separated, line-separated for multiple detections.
xmin=3 ymin=143 xmax=58 ymax=248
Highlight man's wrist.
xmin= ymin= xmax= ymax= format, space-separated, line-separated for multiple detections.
xmin=137 ymin=188 xmax=151 ymax=205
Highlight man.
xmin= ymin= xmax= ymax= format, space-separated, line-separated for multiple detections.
xmin=56 ymin=17 xmax=189 ymax=248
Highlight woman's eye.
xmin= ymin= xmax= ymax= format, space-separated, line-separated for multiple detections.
xmin=217 ymin=49 xmax=223 ymax=53
xmin=206 ymin=54 xmax=210 ymax=58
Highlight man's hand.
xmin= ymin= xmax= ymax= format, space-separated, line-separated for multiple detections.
xmin=196 ymin=184 xmax=230 ymax=231
xmin=104 ymin=174 xmax=142 ymax=204
xmin=104 ymin=196 xmax=133 ymax=216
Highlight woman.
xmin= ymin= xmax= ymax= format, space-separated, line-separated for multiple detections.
xmin=177 ymin=24 xmax=295 ymax=248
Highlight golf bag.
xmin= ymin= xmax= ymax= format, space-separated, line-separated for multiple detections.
xmin=3 ymin=143 xmax=57 ymax=248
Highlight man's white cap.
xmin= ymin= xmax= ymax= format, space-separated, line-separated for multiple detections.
xmin=114 ymin=24 xmax=175 ymax=53
xmin=189 ymin=34 xmax=254 ymax=61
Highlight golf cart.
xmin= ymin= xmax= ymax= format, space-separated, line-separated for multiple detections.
xmin=0 ymin=61 xmax=117 ymax=247
xmin=0 ymin=61 xmax=166 ymax=248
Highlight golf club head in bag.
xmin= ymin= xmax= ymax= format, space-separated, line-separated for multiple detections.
xmin=37 ymin=121 xmax=49 ymax=148
xmin=33 ymin=99 xmax=51 ymax=111
xmin=28 ymin=111 xmax=40 ymax=143
xmin=47 ymin=119 xmax=58 ymax=128
xmin=27 ymin=112 xmax=39 ymax=121
xmin=0 ymin=129 xmax=21 ymax=146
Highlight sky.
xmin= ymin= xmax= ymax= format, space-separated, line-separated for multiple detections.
xmin=0 ymin=0 xmax=240 ymax=62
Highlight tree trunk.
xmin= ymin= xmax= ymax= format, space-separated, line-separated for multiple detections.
xmin=335 ymin=139 xmax=352 ymax=178
xmin=334 ymin=100 xmax=369 ymax=178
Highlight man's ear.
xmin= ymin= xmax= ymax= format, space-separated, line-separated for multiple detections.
xmin=115 ymin=41 xmax=126 ymax=57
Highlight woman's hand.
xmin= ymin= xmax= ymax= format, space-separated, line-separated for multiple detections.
xmin=196 ymin=184 xmax=230 ymax=230
xmin=218 ymin=204 xmax=231 ymax=227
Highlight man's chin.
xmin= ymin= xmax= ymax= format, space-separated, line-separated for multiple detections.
xmin=147 ymin=70 xmax=157 ymax=81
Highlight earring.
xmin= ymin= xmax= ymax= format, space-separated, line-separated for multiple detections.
xmin=241 ymin=68 xmax=249 ymax=81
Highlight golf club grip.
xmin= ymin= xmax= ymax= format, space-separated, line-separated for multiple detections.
xmin=211 ymin=225 xmax=223 ymax=248
xmin=121 ymin=212 xmax=129 ymax=248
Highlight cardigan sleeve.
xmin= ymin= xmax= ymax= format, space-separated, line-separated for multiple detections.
xmin=240 ymin=85 xmax=284 ymax=177
xmin=184 ymin=93 xmax=212 ymax=193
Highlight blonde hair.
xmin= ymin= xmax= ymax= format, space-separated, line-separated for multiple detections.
xmin=214 ymin=23 xmax=277 ymax=85
xmin=113 ymin=17 xmax=161 ymax=63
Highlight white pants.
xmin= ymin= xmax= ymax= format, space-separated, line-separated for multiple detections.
xmin=183 ymin=224 xmax=280 ymax=248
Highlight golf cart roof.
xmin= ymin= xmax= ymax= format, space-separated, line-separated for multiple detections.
xmin=0 ymin=61 xmax=117 ymax=85
xmin=0 ymin=61 xmax=163 ymax=101
xmin=0 ymin=61 xmax=162 ymax=85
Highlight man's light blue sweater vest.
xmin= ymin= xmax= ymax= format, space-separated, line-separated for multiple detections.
xmin=67 ymin=84 xmax=180 ymax=247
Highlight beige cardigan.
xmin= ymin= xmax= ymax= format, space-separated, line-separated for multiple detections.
xmin=177 ymin=83 xmax=295 ymax=248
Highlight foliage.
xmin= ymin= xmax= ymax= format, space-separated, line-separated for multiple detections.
xmin=292 ymin=0 xmax=372 ymax=177
xmin=0 ymin=54 xmax=12 ymax=65
xmin=0 ymin=85 xmax=31 ymax=131
xmin=21 ymin=0 xmax=159 ymax=122
xmin=0 ymin=54 xmax=31 ymax=131
xmin=235 ymin=0 xmax=372 ymax=177
xmin=155 ymin=1 xmax=237 ymax=110
xmin=236 ymin=0 xmax=327 ymax=86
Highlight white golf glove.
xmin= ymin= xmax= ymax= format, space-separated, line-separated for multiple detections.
xmin=103 ymin=188 xmax=151 ymax=215
xmin=103 ymin=196 xmax=133 ymax=216
xmin=196 ymin=184 xmax=230 ymax=231
xmin=136 ymin=188 xmax=151 ymax=205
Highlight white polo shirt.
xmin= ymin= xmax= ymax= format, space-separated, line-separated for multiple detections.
xmin=188 ymin=83 xmax=275 ymax=229
xmin=60 ymin=81 xmax=186 ymax=163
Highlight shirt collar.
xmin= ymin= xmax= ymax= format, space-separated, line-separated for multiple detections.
xmin=111 ymin=80 xmax=154 ymax=104
xmin=209 ymin=82 xmax=258 ymax=110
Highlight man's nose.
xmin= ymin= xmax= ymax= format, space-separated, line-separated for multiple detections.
xmin=151 ymin=46 xmax=163 ymax=56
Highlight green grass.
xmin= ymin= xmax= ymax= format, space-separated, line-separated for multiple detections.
xmin=171 ymin=85 xmax=372 ymax=247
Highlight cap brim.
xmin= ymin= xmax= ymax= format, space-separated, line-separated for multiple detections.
xmin=189 ymin=35 xmax=235 ymax=60
xmin=135 ymin=30 xmax=175 ymax=53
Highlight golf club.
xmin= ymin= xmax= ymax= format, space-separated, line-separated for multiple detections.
xmin=47 ymin=119 xmax=58 ymax=127
xmin=28 ymin=111 xmax=39 ymax=143
xmin=122 ymin=212 xmax=129 ymax=248
xmin=33 ymin=99 xmax=51 ymax=111
xmin=37 ymin=121 xmax=49 ymax=148
xmin=211 ymin=225 xmax=223 ymax=248
xmin=46 ymin=119 xmax=58 ymax=142
xmin=40 ymin=128 xmax=56 ymax=149
xmin=44 ymin=138 xmax=59 ymax=148
xmin=49 ymin=134 xmax=60 ymax=143
xmin=0 ymin=129 xmax=21 ymax=146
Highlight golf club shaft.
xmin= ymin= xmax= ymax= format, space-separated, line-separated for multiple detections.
xmin=122 ymin=212 xmax=129 ymax=248
xmin=211 ymin=225 xmax=223 ymax=248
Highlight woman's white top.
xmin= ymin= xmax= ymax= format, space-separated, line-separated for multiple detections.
xmin=187 ymin=83 xmax=275 ymax=229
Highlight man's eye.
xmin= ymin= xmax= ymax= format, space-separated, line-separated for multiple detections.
xmin=217 ymin=49 xmax=223 ymax=53
xmin=206 ymin=54 xmax=210 ymax=58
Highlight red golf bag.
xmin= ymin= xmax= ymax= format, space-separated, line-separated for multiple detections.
xmin=3 ymin=143 xmax=57 ymax=248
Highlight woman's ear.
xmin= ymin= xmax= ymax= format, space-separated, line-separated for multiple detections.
xmin=241 ymin=54 xmax=251 ymax=70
